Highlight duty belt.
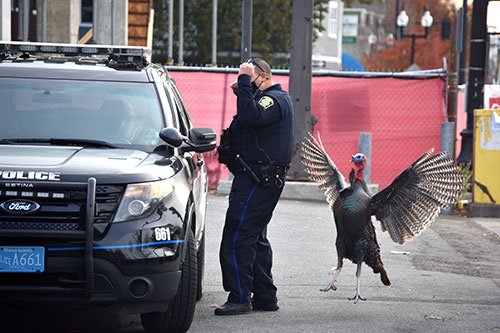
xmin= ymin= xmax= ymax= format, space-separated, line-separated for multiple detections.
xmin=274 ymin=164 xmax=290 ymax=176
xmin=232 ymin=163 xmax=290 ymax=176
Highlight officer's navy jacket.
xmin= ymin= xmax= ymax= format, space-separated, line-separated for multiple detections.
xmin=232 ymin=74 xmax=295 ymax=166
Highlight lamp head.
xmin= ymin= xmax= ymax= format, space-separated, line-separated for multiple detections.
xmin=421 ymin=10 xmax=433 ymax=28
xmin=396 ymin=10 xmax=409 ymax=28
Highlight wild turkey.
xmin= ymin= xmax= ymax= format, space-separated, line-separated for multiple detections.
xmin=300 ymin=132 xmax=464 ymax=303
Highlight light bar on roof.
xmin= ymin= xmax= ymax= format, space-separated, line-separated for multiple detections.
xmin=19 ymin=44 xmax=38 ymax=52
xmin=39 ymin=45 xmax=58 ymax=53
xmin=61 ymin=46 xmax=78 ymax=54
xmin=0 ymin=41 xmax=151 ymax=59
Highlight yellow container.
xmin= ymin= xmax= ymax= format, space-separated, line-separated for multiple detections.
xmin=473 ymin=109 xmax=500 ymax=204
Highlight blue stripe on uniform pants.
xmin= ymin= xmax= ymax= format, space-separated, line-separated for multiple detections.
xmin=219 ymin=173 xmax=284 ymax=305
xmin=232 ymin=183 xmax=258 ymax=304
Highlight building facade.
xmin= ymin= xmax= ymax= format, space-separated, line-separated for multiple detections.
xmin=312 ymin=0 xmax=344 ymax=70
xmin=0 ymin=0 xmax=152 ymax=47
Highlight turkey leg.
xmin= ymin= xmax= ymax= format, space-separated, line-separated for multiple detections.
xmin=348 ymin=262 xmax=366 ymax=303
xmin=320 ymin=255 xmax=343 ymax=292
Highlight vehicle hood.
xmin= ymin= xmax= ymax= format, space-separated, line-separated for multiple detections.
xmin=0 ymin=145 xmax=176 ymax=184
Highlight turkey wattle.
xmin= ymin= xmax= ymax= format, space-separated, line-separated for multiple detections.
xmin=300 ymin=133 xmax=464 ymax=303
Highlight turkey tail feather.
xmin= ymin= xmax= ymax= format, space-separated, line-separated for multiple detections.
xmin=380 ymin=268 xmax=391 ymax=286
xmin=370 ymin=149 xmax=464 ymax=244
xmin=300 ymin=133 xmax=348 ymax=211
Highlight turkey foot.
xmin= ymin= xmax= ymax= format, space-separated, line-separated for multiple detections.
xmin=320 ymin=280 xmax=337 ymax=292
xmin=320 ymin=267 xmax=342 ymax=292
xmin=348 ymin=263 xmax=365 ymax=303
xmin=348 ymin=293 xmax=366 ymax=304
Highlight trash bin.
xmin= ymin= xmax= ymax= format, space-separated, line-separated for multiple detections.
xmin=472 ymin=109 xmax=500 ymax=216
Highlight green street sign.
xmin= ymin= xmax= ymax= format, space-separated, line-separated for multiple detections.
xmin=342 ymin=36 xmax=356 ymax=44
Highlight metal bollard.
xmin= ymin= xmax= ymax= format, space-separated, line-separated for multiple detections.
xmin=441 ymin=121 xmax=456 ymax=215
xmin=441 ymin=122 xmax=455 ymax=157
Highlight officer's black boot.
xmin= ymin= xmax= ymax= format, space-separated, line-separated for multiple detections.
xmin=214 ymin=302 xmax=252 ymax=316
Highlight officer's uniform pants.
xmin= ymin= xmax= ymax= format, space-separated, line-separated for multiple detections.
xmin=219 ymin=172 xmax=284 ymax=305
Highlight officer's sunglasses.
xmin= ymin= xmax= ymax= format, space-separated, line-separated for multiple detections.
xmin=246 ymin=58 xmax=265 ymax=73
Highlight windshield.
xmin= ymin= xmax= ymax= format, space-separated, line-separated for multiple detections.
xmin=0 ymin=78 xmax=164 ymax=150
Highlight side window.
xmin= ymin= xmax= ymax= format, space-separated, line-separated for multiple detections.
xmin=171 ymin=85 xmax=193 ymax=131
xmin=163 ymin=82 xmax=179 ymax=130
xmin=165 ymin=82 xmax=189 ymax=136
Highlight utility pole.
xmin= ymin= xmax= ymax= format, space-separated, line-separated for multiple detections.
xmin=212 ymin=0 xmax=218 ymax=65
xmin=22 ymin=0 xmax=29 ymax=41
xmin=167 ymin=0 xmax=173 ymax=63
xmin=457 ymin=0 xmax=489 ymax=164
xmin=288 ymin=0 xmax=313 ymax=180
xmin=41 ymin=0 xmax=47 ymax=42
xmin=178 ymin=0 xmax=184 ymax=65
xmin=241 ymin=0 xmax=252 ymax=61
xmin=457 ymin=0 xmax=468 ymax=84
xmin=395 ymin=0 xmax=400 ymax=39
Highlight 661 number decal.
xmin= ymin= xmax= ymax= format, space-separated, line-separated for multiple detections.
xmin=154 ymin=227 xmax=171 ymax=241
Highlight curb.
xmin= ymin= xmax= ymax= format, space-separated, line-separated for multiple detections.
xmin=216 ymin=180 xmax=379 ymax=201
xmin=470 ymin=218 xmax=500 ymax=239
xmin=216 ymin=180 xmax=500 ymax=238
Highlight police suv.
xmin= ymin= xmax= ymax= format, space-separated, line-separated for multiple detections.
xmin=0 ymin=42 xmax=216 ymax=333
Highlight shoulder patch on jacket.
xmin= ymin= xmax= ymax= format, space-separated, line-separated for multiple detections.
xmin=258 ymin=96 xmax=275 ymax=109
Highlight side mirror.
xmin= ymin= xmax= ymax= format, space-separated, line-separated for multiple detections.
xmin=159 ymin=127 xmax=184 ymax=148
xmin=185 ymin=128 xmax=217 ymax=153
xmin=159 ymin=127 xmax=217 ymax=153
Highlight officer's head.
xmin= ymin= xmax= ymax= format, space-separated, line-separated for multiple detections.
xmin=247 ymin=58 xmax=272 ymax=90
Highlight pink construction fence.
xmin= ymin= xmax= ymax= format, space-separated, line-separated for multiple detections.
xmin=169 ymin=69 xmax=463 ymax=190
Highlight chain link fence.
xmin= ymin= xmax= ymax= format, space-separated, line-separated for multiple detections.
xmin=168 ymin=67 xmax=448 ymax=190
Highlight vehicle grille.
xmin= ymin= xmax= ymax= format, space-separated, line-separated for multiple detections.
xmin=0 ymin=185 xmax=124 ymax=232
xmin=0 ymin=221 xmax=80 ymax=231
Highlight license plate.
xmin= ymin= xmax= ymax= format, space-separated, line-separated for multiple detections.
xmin=0 ymin=246 xmax=45 ymax=273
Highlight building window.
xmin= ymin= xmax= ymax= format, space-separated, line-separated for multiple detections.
xmin=327 ymin=1 xmax=338 ymax=38
xmin=80 ymin=0 xmax=93 ymax=26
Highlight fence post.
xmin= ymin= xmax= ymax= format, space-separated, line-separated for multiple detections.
xmin=441 ymin=121 xmax=455 ymax=215
xmin=358 ymin=132 xmax=372 ymax=184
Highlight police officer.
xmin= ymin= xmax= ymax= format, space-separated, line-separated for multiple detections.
xmin=215 ymin=58 xmax=295 ymax=316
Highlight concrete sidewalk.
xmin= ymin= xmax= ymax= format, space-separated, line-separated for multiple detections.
xmin=217 ymin=179 xmax=500 ymax=238
xmin=472 ymin=218 xmax=500 ymax=238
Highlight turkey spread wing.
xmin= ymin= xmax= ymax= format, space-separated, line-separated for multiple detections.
xmin=301 ymin=132 xmax=348 ymax=211
xmin=369 ymin=148 xmax=464 ymax=244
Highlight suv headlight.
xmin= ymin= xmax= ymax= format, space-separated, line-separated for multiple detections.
xmin=113 ymin=179 xmax=174 ymax=222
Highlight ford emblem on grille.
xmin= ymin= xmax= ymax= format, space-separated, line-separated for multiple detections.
xmin=0 ymin=199 xmax=41 ymax=215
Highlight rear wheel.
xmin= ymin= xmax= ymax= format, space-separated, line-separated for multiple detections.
xmin=141 ymin=229 xmax=198 ymax=333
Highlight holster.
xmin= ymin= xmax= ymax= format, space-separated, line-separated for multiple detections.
xmin=252 ymin=162 xmax=289 ymax=187
xmin=232 ymin=159 xmax=289 ymax=187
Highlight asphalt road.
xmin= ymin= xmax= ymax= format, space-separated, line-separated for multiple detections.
xmin=5 ymin=193 xmax=500 ymax=332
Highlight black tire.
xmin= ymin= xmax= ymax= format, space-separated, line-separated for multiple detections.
xmin=195 ymin=228 xmax=205 ymax=301
xmin=141 ymin=229 xmax=198 ymax=333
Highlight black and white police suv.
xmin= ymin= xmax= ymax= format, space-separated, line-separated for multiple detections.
xmin=0 ymin=41 xmax=216 ymax=333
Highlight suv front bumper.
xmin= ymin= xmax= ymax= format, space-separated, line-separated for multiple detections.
xmin=0 ymin=257 xmax=181 ymax=314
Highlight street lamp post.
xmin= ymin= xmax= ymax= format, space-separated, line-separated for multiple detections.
xmin=396 ymin=9 xmax=433 ymax=65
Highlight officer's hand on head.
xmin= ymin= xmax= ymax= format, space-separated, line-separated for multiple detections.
xmin=239 ymin=62 xmax=254 ymax=77
xmin=230 ymin=80 xmax=238 ymax=96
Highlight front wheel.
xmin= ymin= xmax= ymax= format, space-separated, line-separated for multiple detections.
xmin=195 ymin=228 xmax=205 ymax=301
xmin=141 ymin=229 xmax=198 ymax=333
